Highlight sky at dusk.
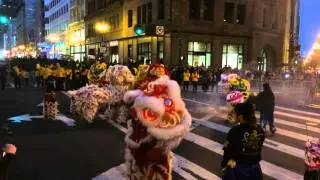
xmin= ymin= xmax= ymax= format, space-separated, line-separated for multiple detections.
xmin=299 ymin=0 xmax=320 ymax=56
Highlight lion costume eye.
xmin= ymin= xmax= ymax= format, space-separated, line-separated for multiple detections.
xmin=143 ymin=108 xmax=157 ymax=121
xmin=164 ymin=98 xmax=174 ymax=111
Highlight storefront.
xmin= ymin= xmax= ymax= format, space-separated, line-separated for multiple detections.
xmin=137 ymin=43 xmax=151 ymax=64
xmin=70 ymin=45 xmax=85 ymax=61
xmin=222 ymin=44 xmax=244 ymax=69
xmin=109 ymin=40 xmax=119 ymax=64
xmin=187 ymin=41 xmax=211 ymax=67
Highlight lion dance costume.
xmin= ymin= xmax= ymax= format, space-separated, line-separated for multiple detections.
xmin=123 ymin=74 xmax=192 ymax=180
xmin=223 ymin=73 xmax=250 ymax=123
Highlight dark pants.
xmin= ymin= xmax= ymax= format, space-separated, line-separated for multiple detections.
xmin=1 ymin=76 xmax=6 ymax=90
xmin=183 ymin=81 xmax=189 ymax=91
xmin=192 ymin=81 xmax=198 ymax=92
xmin=55 ymin=78 xmax=64 ymax=91
xmin=223 ymin=163 xmax=263 ymax=180
xmin=304 ymin=169 xmax=320 ymax=180
xmin=260 ymin=112 xmax=275 ymax=130
xmin=14 ymin=76 xmax=21 ymax=89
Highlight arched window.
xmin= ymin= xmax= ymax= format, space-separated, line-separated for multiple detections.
xmin=260 ymin=49 xmax=268 ymax=72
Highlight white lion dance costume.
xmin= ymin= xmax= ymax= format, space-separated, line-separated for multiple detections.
xmin=123 ymin=75 xmax=192 ymax=180
xmin=68 ymin=65 xmax=135 ymax=124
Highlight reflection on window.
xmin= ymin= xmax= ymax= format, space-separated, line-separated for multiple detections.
xmin=188 ymin=41 xmax=211 ymax=67
xmin=138 ymin=43 xmax=151 ymax=64
xmin=222 ymin=44 xmax=244 ymax=69
xmin=260 ymin=49 xmax=268 ymax=72
xmin=236 ymin=4 xmax=246 ymax=24
xmin=189 ymin=0 xmax=200 ymax=20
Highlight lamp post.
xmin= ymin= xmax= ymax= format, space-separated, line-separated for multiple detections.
xmin=46 ymin=34 xmax=60 ymax=59
xmin=94 ymin=22 xmax=110 ymax=60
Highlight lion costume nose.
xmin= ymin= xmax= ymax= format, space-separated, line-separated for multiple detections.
xmin=159 ymin=111 xmax=181 ymax=128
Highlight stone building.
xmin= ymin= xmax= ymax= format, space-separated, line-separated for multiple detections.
xmin=85 ymin=0 xmax=295 ymax=71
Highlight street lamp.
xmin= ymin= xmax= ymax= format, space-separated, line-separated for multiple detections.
xmin=94 ymin=22 xmax=110 ymax=33
xmin=46 ymin=34 xmax=60 ymax=59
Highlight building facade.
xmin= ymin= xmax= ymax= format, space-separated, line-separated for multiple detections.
xmin=15 ymin=0 xmax=44 ymax=46
xmin=44 ymin=0 xmax=70 ymax=58
xmin=85 ymin=0 xmax=294 ymax=71
xmin=65 ymin=0 xmax=86 ymax=61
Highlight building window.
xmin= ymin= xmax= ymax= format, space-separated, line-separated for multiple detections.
xmin=128 ymin=10 xmax=133 ymax=27
xmin=158 ymin=0 xmax=164 ymax=20
xmin=147 ymin=2 xmax=152 ymax=23
xmin=259 ymin=49 xmax=268 ymax=72
xmin=138 ymin=43 xmax=151 ymax=64
xmin=203 ymin=0 xmax=214 ymax=21
xmin=222 ymin=44 xmax=244 ymax=69
xmin=128 ymin=44 xmax=133 ymax=59
xmin=157 ymin=41 xmax=164 ymax=62
xmin=142 ymin=4 xmax=147 ymax=24
xmin=236 ymin=4 xmax=246 ymax=24
xmin=224 ymin=2 xmax=234 ymax=23
xmin=188 ymin=41 xmax=211 ymax=67
xmin=189 ymin=0 xmax=200 ymax=20
xmin=272 ymin=12 xmax=278 ymax=29
xmin=262 ymin=8 xmax=267 ymax=28
xmin=137 ymin=6 xmax=141 ymax=24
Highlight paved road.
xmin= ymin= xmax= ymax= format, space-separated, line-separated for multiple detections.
xmin=0 ymin=88 xmax=319 ymax=179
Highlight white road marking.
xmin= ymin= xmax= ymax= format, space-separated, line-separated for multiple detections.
xmin=183 ymin=98 xmax=320 ymax=124
xmin=193 ymin=118 xmax=305 ymax=160
xmin=276 ymin=119 xmax=320 ymax=134
xmin=108 ymin=118 xmax=303 ymax=180
xmin=275 ymin=105 xmax=320 ymax=117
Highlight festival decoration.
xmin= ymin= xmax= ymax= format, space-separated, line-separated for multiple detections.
xmin=123 ymin=75 xmax=192 ymax=180
xmin=43 ymin=92 xmax=58 ymax=120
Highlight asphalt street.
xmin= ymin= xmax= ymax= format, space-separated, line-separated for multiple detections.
xmin=0 ymin=87 xmax=319 ymax=180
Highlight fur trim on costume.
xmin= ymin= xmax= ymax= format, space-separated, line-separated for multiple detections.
xmin=123 ymin=90 xmax=143 ymax=104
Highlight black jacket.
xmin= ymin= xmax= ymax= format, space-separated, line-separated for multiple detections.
xmin=256 ymin=91 xmax=275 ymax=115
xmin=222 ymin=123 xmax=265 ymax=167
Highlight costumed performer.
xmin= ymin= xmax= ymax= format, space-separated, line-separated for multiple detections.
xmin=123 ymin=75 xmax=192 ymax=180
xmin=225 ymin=74 xmax=250 ymax=124
xmin=135 ymin=64 xmax=169 ymax=90
xmin=100 ymin=65 xmax=136 ymax=124
xmin=87 ymin=59 xmax=107 ymax=84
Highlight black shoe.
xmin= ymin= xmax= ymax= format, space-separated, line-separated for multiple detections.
xmin=270 ymin=127 xmax=276 ymax=134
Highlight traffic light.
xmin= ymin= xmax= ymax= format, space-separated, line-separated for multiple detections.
xmin=0 ymin=16 xmax=9 ymax=24
xmin=134 ymin=24 xmax=145 ymax=36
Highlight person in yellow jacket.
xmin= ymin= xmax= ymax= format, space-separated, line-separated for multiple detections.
xmin=191 ymin=70 xmax=200 ymax=92
xmin=54 ymin=63 xmax=66 ymax=90
xmin=21 ymin=70 xmax=29 ymax=87
xmin=183 ymin=69 xmax=191 ymax=91
xmin=35 ymin=64 xmax=42 ymax=88
xmin=13 ymin=66 xmax=21 ymax=89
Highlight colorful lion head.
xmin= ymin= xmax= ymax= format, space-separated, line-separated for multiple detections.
xmin=226 ymin=75 xmax=250 ymax=105
xmin=124 ymin=76 xmax=192 ymax=140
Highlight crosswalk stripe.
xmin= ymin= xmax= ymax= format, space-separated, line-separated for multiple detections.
xmin=183 ymin=98 xmax=320 ymax=125
xmin=108 ymin=121 xmax=303 ymax=180
xmin=306 ymin=104 xmax=320 ymax=109
xmin=275 ymin=111 xmax=319 ymax=124
xmin=276 ymin=119 xmax=320 ymax=133
xmin=275 ymin=105 xmax=320 ymax=117
xmin=193 ymin=118 xmax=305 ymax=160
